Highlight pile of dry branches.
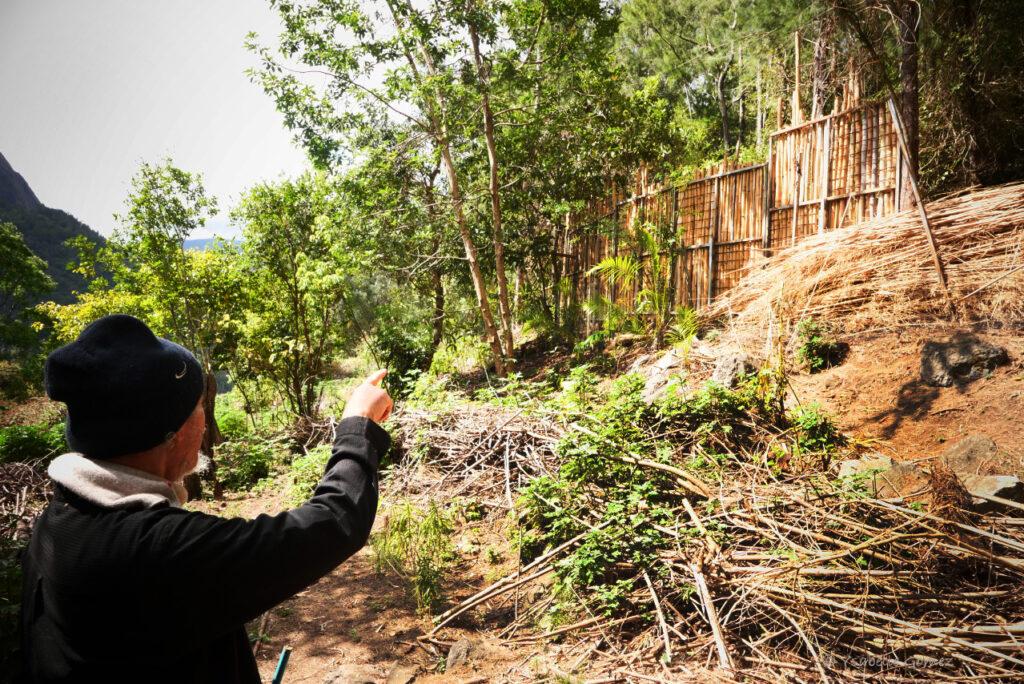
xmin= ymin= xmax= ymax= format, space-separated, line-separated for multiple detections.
xmin=387 ymin=404 xmax=561 ymax=507
xmin=0 ymin=461 xmax=51 ymax=542
xmin=714 ymin=182 xmax=1024 ymax=347
xmin=392 ymin=402 xmax=1024 ymax=682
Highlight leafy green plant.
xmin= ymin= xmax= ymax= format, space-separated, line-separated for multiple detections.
xmin=572 ymin=330 xmax=610 ymax=357
xmin=216 ymin=435 xmax=284 ymax=492
xmin=666 ymin=307 xmax=701 ymax=347
xmin=795 ymin=318 xmax=845 ymax=372
xmin=788 ymin=404 xmax=845 ymax=457
xmin=215 ymin=403 xmax=251 ymax=441
xmin=371 ymin=500 xmax=455 ymax=614
xmin=371 ymin=308 xmax=433 ymax=398
xmin=0 ymin=422 xmax=65 ymax=464
xmin=287 ymin=445 xmax=332 ymax=505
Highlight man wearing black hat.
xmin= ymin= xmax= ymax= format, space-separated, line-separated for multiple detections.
xmin=20 ymin=314 xmax=393 ymax=682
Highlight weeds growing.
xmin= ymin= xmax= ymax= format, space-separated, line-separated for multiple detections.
xmin=371 ymin=500 xmax=455 ymax=614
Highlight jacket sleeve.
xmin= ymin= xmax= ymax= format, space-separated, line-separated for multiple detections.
xmin=141 ymin=416 xmax=388 ymax=649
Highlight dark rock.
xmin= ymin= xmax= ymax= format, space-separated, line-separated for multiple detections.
xmin=940 ymin=435 xmax=1000 ymax=477
xmin=446 ymin=638 xmax=472 ymax=671
xmin=608 ymin=333 xmax=644 ymax=349
xmin=920 ymin=335 xmax=1009 ymax=387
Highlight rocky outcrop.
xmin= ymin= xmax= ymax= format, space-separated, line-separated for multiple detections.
xmin=837 ymin=455 xmax=930 ymax=498
xmin=940 ymin=435 xmax=1000 ymax=476
xmin=920 ymin=335 xmax=1009 ymax=387
xmin=711 ymin=351 xmax=755 ymax=388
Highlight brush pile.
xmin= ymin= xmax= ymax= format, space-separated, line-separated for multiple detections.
xmin=387 ymin=404 xmax=561 ymax=506
xmin=714 ymin=182 xmax=1024 ymax=347
xmin=393 ymin=381 xmax=1024 ymax=682
xmin=0 ymin=461 xmax=50 ymax=542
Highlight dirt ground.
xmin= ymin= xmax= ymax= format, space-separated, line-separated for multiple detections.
xmin=191 ymin=490 xmax=532 ymax=683
xmin=789 ymin=325 xmax=1024 ymax=475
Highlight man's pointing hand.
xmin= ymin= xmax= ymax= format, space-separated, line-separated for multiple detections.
xmin=342 ymin=369 xmax=393 ymax=423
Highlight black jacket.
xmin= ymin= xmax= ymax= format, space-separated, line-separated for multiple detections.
xmin=20 ymin=416 xmax=389 ymax=683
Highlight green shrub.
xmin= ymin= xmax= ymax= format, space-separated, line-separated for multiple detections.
xmin=288 ymin=445 xmax=332 ymax=505
xmin=0 ymin=422 xmax=65 ymax=464
xmin=572 ymin=330 xmax=609 ymax=357
xmin=0 ymin=361 xmax=29 ymax=401
xmin=372 ymin=323 xmax=432 ymax=397
xmin=666 ymin=307 xmax=702 ymax=346
xmin=795 ymin=318 xmax=845 ymax=372
xmin=787 ymin=403 xmax=845 ymax=456
xmin=371 ymin=500 xmax=454 ymax=613
xmin=215 ymin=403 xmax=250 ymax=441
xmin=217 ymin=436 xmax=282 ymax=491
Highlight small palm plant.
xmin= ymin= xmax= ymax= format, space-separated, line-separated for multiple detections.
xmin=586 ymin=221 xmax=675 ymax=344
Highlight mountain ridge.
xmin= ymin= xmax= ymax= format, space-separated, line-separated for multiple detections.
xmin=0 ymin=151 xmax=104 ymax=304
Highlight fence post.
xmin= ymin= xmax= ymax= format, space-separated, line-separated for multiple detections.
xmin=612 ymin=201 xmax=619 ymax=306
xmin=667 ymin=186 xmax=679 ymax=318
xmin=895 ymin=132 xmax=903 ymax=212
xmin=762 ymin=139 xmax=773 ymax=254
xmin=819 ymin=118 xmax=831 ymax=233
xmin=708 ymin=174 xmax=721 ymax=307
xmin=791 ymin=151 xmax=801 ymax=246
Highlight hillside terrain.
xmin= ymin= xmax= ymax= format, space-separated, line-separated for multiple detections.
xmin=0 ymin=152 xmax=104 ymax=303
xmin=175 ymin=321 xmax=1024 ymax=683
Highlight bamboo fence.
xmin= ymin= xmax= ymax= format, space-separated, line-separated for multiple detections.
xmin=564 ymin=96 xmax=904 ymax=326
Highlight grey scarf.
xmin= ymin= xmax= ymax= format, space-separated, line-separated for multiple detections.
xmin=48 ymin=453 xmax=186 ymax=509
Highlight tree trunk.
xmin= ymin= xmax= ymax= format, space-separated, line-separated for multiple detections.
xmin=551 ymin=221 xmax=562 ymax=329
xmin=185 ymin=368 xmax=222 ymax=500
xmin=952 ymin=0 xmax=982 ymax=184
xmin=468 ymin=20 xmax=515 ymax=362
xmin=811 ymin=31 xmax=827 ymax=118
xmin=385 ymin=0 xmax=507 ymax=376
xmin=898 ymin=0 xmax=920 ymax=203
xmin=439 ymin=144 xmax=506 ymax=376
xmin=431 ymin=266 xmax=444 ymax=354
xmin=756 ymin=66 xmax=763 ymax=147
xmin=716 ymin=64 xmax=732 ymax=151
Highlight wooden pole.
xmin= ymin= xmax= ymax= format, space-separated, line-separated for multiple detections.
xmin=709 ymin=175 xmax=721 ymax=307
xmin=887 ymin=97 xmax=950 ymax=299
xmin=895 ymin=139 xmax=903 ymax=212
xmin=612 ymin=201 xmax=620 ymax=306
xmin=667 ymin=187 xmax=679 ymax=316
xmin=762 ymin=141 xmax=773 ymax=254
xmin=791 ymin=31 xmax=803 ymax=126
xmin=819 ymin=118 xmax=831 ymax=233
xmin=791 ymin=150 xmax=801 ymax=245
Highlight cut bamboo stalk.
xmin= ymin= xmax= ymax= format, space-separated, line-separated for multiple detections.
xmin=690 ymin=563 xmax=734 ymax=671
xmin=887 ymin=97 xmax=951 ymax=300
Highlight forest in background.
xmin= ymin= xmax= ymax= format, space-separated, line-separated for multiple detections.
xmin=4 ymin=0 xmax=1024 ymax=421
xmin=4 ymin=0 xmax=1024 ymax=679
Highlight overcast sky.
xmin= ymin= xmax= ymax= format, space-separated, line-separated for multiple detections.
xmin=0 ymin=0 xmax=309 ymax=238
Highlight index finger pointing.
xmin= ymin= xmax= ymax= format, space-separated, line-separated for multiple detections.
xmin=366 ymin=369 xmax=388 ymax=386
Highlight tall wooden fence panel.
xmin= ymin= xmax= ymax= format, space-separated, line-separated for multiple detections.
xmin=767 ymin=100 xmax=898 ymax=252
xmin=568 ymin=98 xmax=902 ymax=325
